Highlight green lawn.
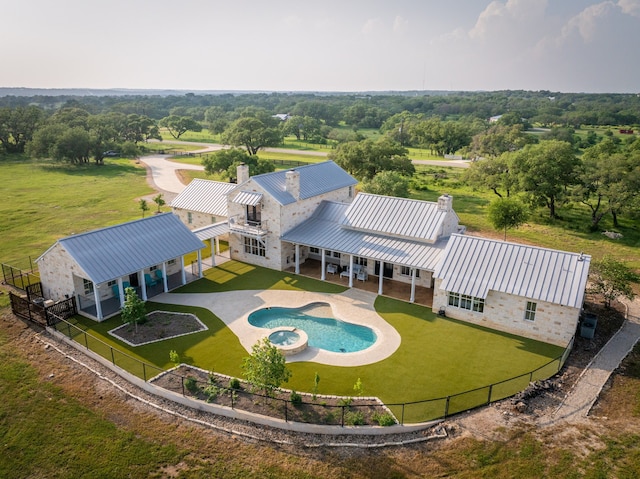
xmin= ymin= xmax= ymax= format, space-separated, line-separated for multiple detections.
xmin=61 ymin=262 xmax=563 ymax=423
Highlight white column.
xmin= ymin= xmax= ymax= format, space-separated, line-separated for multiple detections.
xmin=117 ymin=278 xmax=125 ymax=308
xmin=180 ymin=256 xmax=187 ymax=285
xmin=139 ymin=270 xmax=148 ymax=301
xmin=348 ymin=254 xmax=354 ymax=288
xmin=378 ymin=261 xmax=384 ymax=295
xmin=215 ymin=237 xmax=220 ymax=255
xmin=321 ymin=248 xmax=326 ymax=281
xmin=295 ymin=244 xmax=300 ymax=274
xmin=410 ymin=268 xmax=417 ymax=303
xmin=162 ymin=263 xmax=168 ymax=292
xmin=93 ymin=284 xmax=103 ymax=320
xmin=211 ymin=238 xmax=217 ymax=267
xmin=197 ymin=250 xmax=203 ymax=278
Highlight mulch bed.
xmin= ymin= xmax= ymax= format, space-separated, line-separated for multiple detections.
xmin=151 ymin=365 xmax=394 ymax=427
xmin=109 ymin=311 xmax=206 ymax=346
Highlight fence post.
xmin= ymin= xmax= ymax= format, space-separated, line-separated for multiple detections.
xmin=444 ymin=396 xmax=450 ymax=418
xmin=341 ymin=406 xmax=345 ymax=427
xmin=67 ymin=322 xmax=72 ymax=338
xmin=143 ymin=363 xmax=147 ymax=382
xmin=181 ymin=376 xmax=185 ymax=396
xmin=529 ymin=371 xmax=533 ymax=382
xmin=111 ymin=347 xmax=115 ymax=365
xmin=284 ymin=401 xmax=288 ymax=422
xmin=84 ymin=332 xmax=88 ymax=349
xmin=487 ymin=384 xmax=493 ymax=405
xmin=401 ymin=404 xmax=405 ymax=425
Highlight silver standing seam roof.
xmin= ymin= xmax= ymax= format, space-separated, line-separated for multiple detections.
xmin=232 ymin=191 xmax=263 ymax=206
xmin=342 ymin=193 xmax=456 ymax=242
xmin=170 ymin=178 xmax=236 ymax=216
xmin=281 ymin=201 xmax=447 ymax=271
xmin=192 ymin=222 xmax=230 ymax=241
xmin=434 ymin=234 xmax=591 ymax=308
xmin=47 ymin=213 xmax=205 ymax=285
xmin=249 ymin=161 xmax=357 ymax=205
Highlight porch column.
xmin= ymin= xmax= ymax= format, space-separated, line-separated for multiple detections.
xmin=93 ymin=284 xmax=103 ymax=320
xmin=410 ymin=268 xmax=417 ymax=303
xmin=210 ymin=239 xmax=217 ymax=267
xmin=180 ymin=256 xmax=187 ymax=285
xmin=139 ymin=270 xmax=148 ymax=301
xmin=321 ymin=248 xmax=326 ymax=281
xmin=162 ymin=262 xmax=168 ymax=292
xmin=197 ymin=250 xmax=203 ymax=278
xmin=348 ymin=254 xmax=354 ymax=288
xmin=295 ymin=244 xmax=300 ymax=274
xmin=215 ymin=237 xmax=220 ymax=255
xmin=117 ymin=278 xmax=125 ymax=308
xmin=378 ymin=261 xmax=384 ymax=295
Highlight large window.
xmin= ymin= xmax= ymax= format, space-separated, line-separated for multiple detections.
xmin=525 ymin=301 xmax=537 ymax=321
xmin=83 ymin=278 xmax=94 ymax=295
xmin=244 ymin=237 xmax=265 ymax=257
xmin=448 ymin=291 xmax=484 ymax=313
xmin=400 ymin=266 xmax=419 ymax=278
xmin=187 ymin=212 xmax=193 ymax=224
xmin=354 ymin=256 xmax=367 ymax=267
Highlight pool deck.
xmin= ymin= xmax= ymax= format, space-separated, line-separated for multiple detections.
xmin=151 ymin=288 xmax=401 ymax=367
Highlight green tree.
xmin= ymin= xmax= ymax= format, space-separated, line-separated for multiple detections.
xmin=0 ymin=105 xmax=44 ymax=154
xmin=463 ymin=153 xmax=516 ymax=198
xmin=121 ymin=287 xmax=146 ymax=334
xmin=222 ymin=117 xmax=282 ymax=155
xmin=159 ymin=115 xmax=202 ymax=139
xmin=139 ymin=199 xmax=149 ymax=218
xmin=202 ymin=148 xmax=274 ymax=180
xmin=242 ymin=338 xmax=291 ymax=397
xmin=152 ymin=193 xmax=166 ymax=213
xmin=469 ymin=124 xmax=534 ymax=158
xmin=510 ymin=140 xmax=580 ymax=219
xmin=360 ymin=171 xmax=410 ymax=197
xmin=329 ymin=138 xmax=413 ymax=180
xmin=487 ymin=197 xmax=529 ymax=240
xmin=588 ymin=256 xmax=639 ymax=308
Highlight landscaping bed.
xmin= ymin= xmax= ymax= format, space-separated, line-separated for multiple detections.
xmin=109 ymin=311 xmax=207 ymax=346
xmin=151 ymin=364 xmax=396 ymax=427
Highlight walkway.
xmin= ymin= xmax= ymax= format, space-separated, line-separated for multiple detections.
xmin=551 ymin=298 xmax=640 ymax=424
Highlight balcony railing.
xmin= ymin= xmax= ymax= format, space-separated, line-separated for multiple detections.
xmin=229 ymin=216 xmax=268 ymax=236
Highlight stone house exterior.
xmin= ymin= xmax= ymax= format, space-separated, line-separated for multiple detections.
xmin=432 ymin=234 xmax=591 ymax=346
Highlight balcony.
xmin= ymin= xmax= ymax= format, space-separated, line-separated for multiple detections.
xmin=229 ymin=216 xmax=268 ymax=237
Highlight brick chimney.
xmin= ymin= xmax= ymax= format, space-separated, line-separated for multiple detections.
xmin=237 ymin=163 xmax=249 ymax=184
xmin=285 ymin=169 xmax=300 ymax=200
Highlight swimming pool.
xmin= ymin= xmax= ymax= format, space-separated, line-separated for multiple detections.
xmin=248 ymin=302 xmax=377 ymax=353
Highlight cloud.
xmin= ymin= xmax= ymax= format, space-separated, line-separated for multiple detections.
xmin=618 ymin=0 xmax=640 ymax=17
xmin=560 ymin=1 xmax=617 ymax=43
xmin=469 ymin=0 xmax=549 ymax=41
xmin=393 ymin=15 xmax=409 ymax=33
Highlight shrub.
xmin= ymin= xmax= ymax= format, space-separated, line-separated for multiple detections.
xmin=338 ymin=397 xmax=353 ymax=407
xmin=203 ymin=384 xmax=220 ymax=402
xmin=229 ymin=377 xmax=241 ymax=389
xmin=344 ymin=411 xmax=365 ymax=426
xmin=168 ymin=350 xmax=180 ymax=365
xmin=185 ymin=376 xmax=200 ymax=394
xmin=372 ymin=412 xmax=396 ymax=426
xmin=290 ymin=390 xmax=302 ymax=405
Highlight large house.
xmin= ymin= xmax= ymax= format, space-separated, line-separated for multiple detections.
xmin=37 ymin=160 xmax=591 ymax=346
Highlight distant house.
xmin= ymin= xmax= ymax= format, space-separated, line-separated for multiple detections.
xmin=37 ymin=214 xmax=205 ymax=321
xmin=489 ymin=114 xmax=503 ymax=123
xmin=433 ymin=235 xmax=590 ymax=346
xmin=272 ymin=113 xmax=290 ymax=121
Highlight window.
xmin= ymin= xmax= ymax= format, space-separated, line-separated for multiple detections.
xmin=211 ymin=216 xmax=216 ymax=224
xmin=332 ymin=251 xmax=341 ymax=258
xmin=168 ymin=259 xmax=176 ymax=265
xmin=83 ymin=278 xmax=94 ymax=295
xmin=244 ymin=237 xmax=265 ymax=257
xmin=348 ymin=185 xmax=354 ymax=198
xmin=310 ymin=247 xmax=320 ymax=254
xmin=187 ymin=212 xmax=193 ymax=224
xmin=354 ymin=256 xmax=367 ymax=267
xmin=150 ymin=265 xmax=157 ymax=271
xmin=447 ymin=292 xmax=484 ymax=313
xmin=525 ymin=301 xmax=537 ymax=321
xmin=107 ymin=280 xmax=116 ymax=287
xmin=400 ymin=266 xmax=419 ymax=277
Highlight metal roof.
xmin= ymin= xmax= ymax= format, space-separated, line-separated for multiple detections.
xmin=52 ymin=213 xmax=205 ymax=284
xmin=434 ymin=234 xmax=591 ymax=308
xmin=192 ymin=222 xmax=229 ymax=240
xmin=281 ymin=201 xmax=447 ymax=271
xmin=251 ymin=161 xmax=357 ymax=205
xmin=170 ymin=179 xmax=235 ymax=216
xmin=342 ymin=193 xmax=454 ymax=242
xmin=232 ymin=190 xmax=263 ymax=206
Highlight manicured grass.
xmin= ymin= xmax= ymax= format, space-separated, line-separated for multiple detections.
xmin=0 ymin=156 xmax=152 ymax=264
xmin=64 ymin=266 xmax=562 ymax=423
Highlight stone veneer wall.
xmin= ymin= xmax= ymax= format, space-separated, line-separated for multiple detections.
xmin=432 ymin=278 xmax=579 ymax=347
xmin=37 ymin=243 xmax=83 ymax=301
xmin=172 ymin=208 xmax=226 ymax=231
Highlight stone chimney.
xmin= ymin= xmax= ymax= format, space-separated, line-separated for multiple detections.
xmin=237 ymin=162 xmax=249 ymax=184
xmin=437 ymin=194 xmax=453 ymax=212
xmin=285 ymin=169 xmax=300 ymax=200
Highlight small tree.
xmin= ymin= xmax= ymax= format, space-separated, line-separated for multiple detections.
xmin=152 ymin=193 xmax=166 ymax=213
xmin=312 ymin=372 xmax=320 ymax=401
xmin=242 ymin=338 xmax=291 ymax=397
xmin=487 ymin=197 xmax=528 ymax=240
xmin=139 ymin=199 xmax=149 ymax=218
xmin=353 ymin=378 xmax=364 ymax=397
xmin=589 ymin=256 xmax=639 ymax=308
xmin=121 ymin=287 xmax=146 ymax=334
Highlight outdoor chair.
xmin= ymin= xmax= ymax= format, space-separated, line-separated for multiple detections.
xmin=326 ymin=263 xmax=338 ymax=274
xmin=357 ymin=270 xmax=368 ymax=282
xmin=111 ymin=284 xmax=120 ymax=298
xmin=144 ymin=273 xmax=157 ymax=287
xmin=155 ymin=269 xmax=163 ymax=281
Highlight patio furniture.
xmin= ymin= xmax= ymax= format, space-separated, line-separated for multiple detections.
xmin=144 ymin=273 xmax=157 ymax=287
xmin=326 ymin=263 xmax=338 ymax=274
xmin=111 ymin=284 xmax=120 ymax=298
xmin=155 ymin=269 xmax=163 ymax=281
xmin=357 ymin=270 xmax=368 ymax=282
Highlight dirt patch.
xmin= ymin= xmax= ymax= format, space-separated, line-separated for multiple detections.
xmin=151 ymin=364 xmax=393 ymax=427
xmin=109 ymin=311 xmax=206 ymax=346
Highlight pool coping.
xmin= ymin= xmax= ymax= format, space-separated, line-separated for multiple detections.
xmin=151 ymin=288 xmax=402 ymax=366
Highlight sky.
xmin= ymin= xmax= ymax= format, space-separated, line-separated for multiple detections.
xmin=2 ymin=0 xmax=640 ymax=93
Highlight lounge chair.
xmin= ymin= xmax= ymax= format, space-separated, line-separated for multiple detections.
xmin=326 ymin=263 xmax=338 ymax=274
xmin=357 ymin=270 xmax=368 ymax=282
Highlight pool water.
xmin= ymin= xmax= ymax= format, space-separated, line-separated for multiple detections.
xmin=249 ymin=303 xmax=377 ymax=353
xmin=268 ymin=330 xmax=300 ymax=346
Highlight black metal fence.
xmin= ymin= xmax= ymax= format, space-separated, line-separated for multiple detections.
xmin=10 ymin=291 xmax=77 ymax=328
xmin=1 ymin=261 xmax=39 ymax=291
xmin=43 ymin=314 xmax=574 ymax=426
